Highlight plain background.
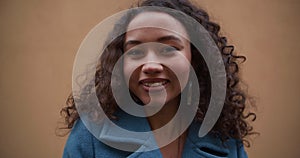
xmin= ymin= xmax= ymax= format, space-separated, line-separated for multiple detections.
xmin=0 ymin=0 xmax=299 ymax=157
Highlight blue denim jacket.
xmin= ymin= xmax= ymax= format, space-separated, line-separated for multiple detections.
xmin=63 ymin=110 xmax=247 ymax=158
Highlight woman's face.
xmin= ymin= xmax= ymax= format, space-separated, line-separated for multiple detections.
xmin=123 ymin=11 xmax=191 ymax=105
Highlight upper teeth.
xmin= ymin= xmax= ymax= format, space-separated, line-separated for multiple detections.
xmin=143 ymin=81 xmax=167 ymax=87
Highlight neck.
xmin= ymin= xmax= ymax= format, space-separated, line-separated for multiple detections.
xmin=147 ymin=96 xmax=180 ymax=130
xmin=146 ymin=96 xmax=187 ymax=158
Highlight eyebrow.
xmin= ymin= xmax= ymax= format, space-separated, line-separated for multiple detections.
xmin=124 ymin=40 xmax=141 ymax=49
xmin=124 ymin=35 xmax=184 ymax=50
xmin=157 ymin=35 xmax=183 ymax=43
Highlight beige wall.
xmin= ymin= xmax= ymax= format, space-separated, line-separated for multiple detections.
xmin=0 ymin=0 xmax=299 ymax=157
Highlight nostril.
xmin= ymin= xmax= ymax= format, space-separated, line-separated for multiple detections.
xmin=141 ymin=62 xmax=163 ymax=74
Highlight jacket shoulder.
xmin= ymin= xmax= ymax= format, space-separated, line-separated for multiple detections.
xmin=62 ymin=119 xmax=94 ymax=158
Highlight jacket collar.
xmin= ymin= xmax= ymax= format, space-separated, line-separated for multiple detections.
xmin=93 ymin=110 xmax=241 ymax=158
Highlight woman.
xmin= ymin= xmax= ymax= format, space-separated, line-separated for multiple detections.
xmin=60 ymin=0 xmax=256 ymax=157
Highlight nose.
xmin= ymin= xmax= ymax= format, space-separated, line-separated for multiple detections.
xmin=141 ymin=62 xmax=163 ymax=74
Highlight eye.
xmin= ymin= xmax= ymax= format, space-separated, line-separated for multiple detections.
xmin=160 ymin=45 xmax=179 ymax=56
xmin=125 ymin=49 xmax=145 ymax=58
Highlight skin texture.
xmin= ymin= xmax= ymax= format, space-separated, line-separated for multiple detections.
xmin=123 ymin=12 xmax=192 ymax=158
xmin=123 ymin=12 xmax=191 ymax=106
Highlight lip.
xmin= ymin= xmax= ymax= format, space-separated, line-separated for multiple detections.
xmin=139 ymin=78 xmax=170 ymax=92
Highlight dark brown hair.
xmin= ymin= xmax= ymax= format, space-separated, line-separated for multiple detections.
xmin=59 ymin=0 xmax=257 ymax=147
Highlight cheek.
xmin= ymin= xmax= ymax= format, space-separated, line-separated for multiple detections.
xmin=123 ymin=59 xmax=140 ymax=88
xmin=180 ymin=49 xmax=192 ymax=86
xmin=168 ymin=54 xmax=191 ymax=88
xmin=174 ymin=63 xmax=190 ymax=87
xmin=165 ymin=63 xmax=190 ymax=95
xmin=123 ymin=59 xmax=134 ymax=83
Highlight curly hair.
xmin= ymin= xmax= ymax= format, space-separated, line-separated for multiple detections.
xmin=59 ymin=0 xmax=257 ymax=147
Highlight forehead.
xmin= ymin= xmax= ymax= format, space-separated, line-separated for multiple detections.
xmin=126 ymin=11 xmax=189 ymax=39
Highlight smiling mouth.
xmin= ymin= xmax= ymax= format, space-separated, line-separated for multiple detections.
xmin=142 ymin=81 xmax=168 ymax=87
xmin=140 ymin=79 xmax=169 ymax=91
